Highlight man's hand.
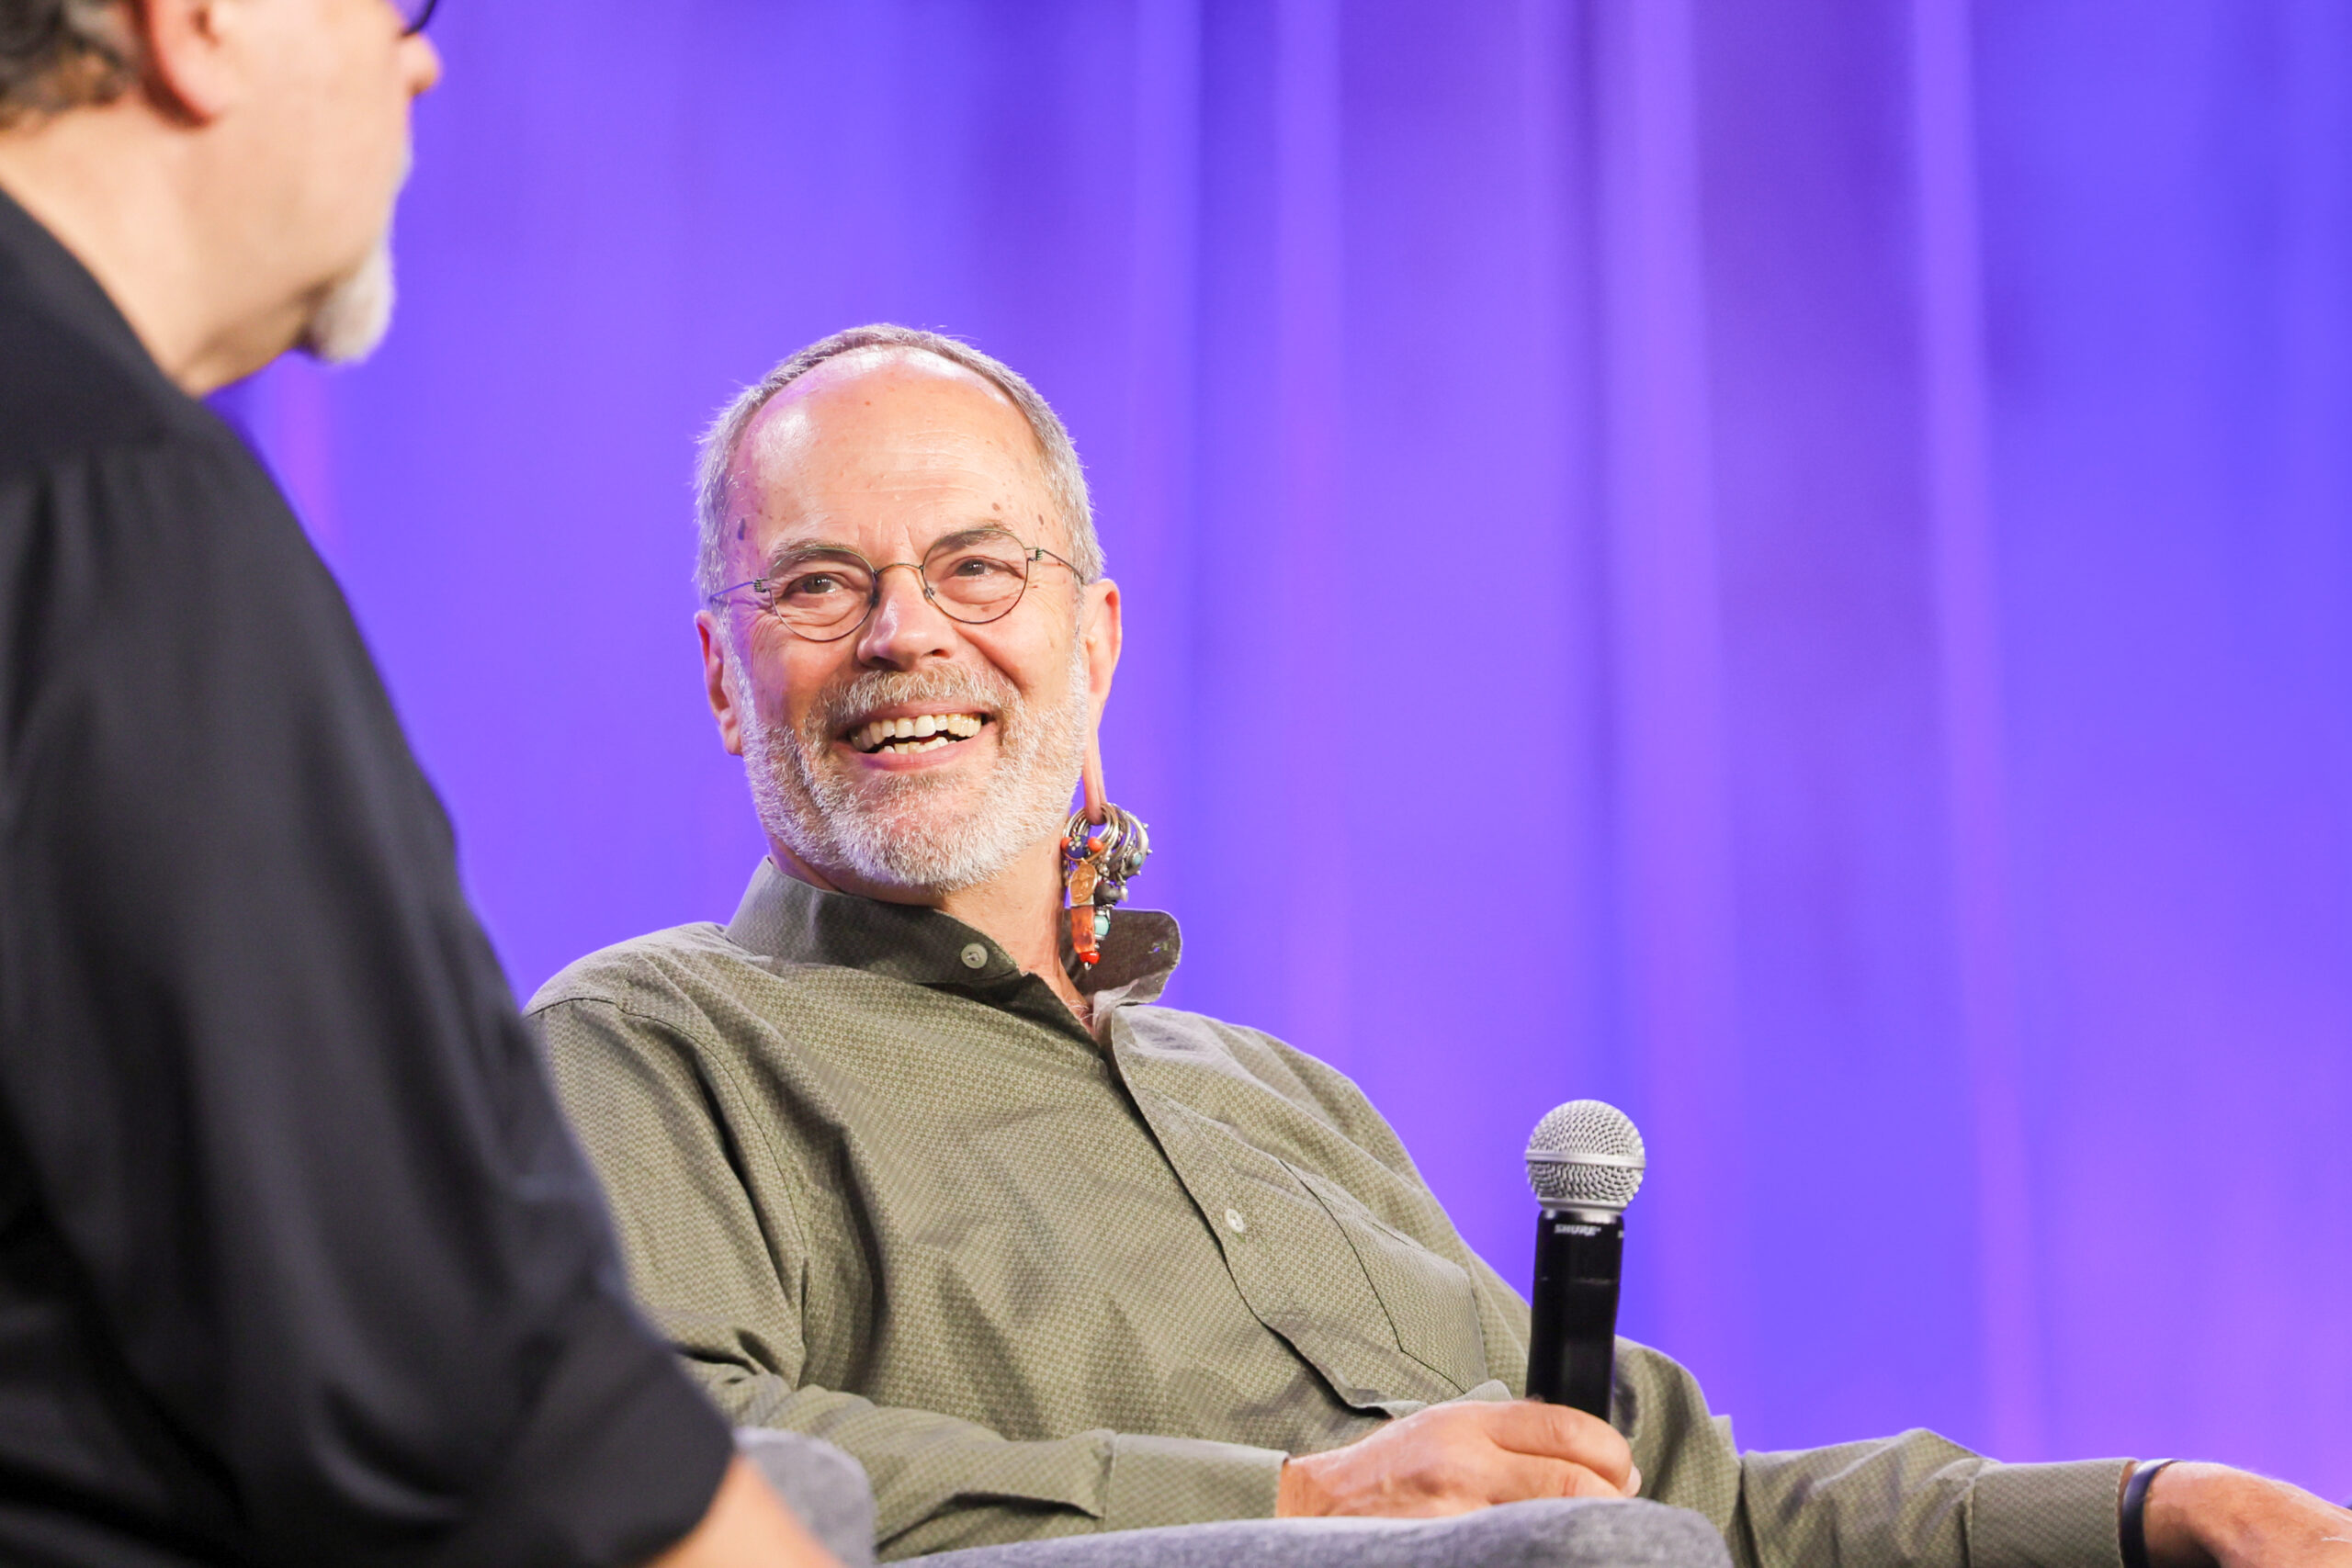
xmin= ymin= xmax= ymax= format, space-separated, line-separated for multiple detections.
xmin=2145 ymin=1461 xmax=2352 ymax=1568
xmin=654 ymin=1456 xmax=843 ymax=1568
xmin=1276 ymin=1400 xmax=1640 ymax=1519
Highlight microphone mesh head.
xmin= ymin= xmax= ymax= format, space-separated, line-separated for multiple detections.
xmin=1525 ymin=1100 xmax=1646 ymax=1213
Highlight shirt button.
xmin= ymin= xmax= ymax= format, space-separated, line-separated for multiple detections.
xmin=959 ymin=942 xmax=989 ymax=970
xmin=1224 ymin=1207 xmax=1248 ymax=1234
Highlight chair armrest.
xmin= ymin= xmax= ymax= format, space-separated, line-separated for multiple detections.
xmin=922 ymin=1496 xmax=1731 ymax=1568
xmin=735 ymin=1427 xmax=878 ymax=1567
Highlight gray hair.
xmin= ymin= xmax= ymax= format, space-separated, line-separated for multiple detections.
xmin=0 ymin=0 xmax=140 ymax=125
xmin=693 ymin=324 xmax=1101 ymax=603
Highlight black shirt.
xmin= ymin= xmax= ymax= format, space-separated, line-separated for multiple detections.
xmin=0 ymin=188 xmax=730 ymax=1566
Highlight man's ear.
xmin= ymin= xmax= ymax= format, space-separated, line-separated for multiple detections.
xmin=697 ymin=611 xmax=747 ymax=758
xmin=1080 ymin=579 xmax=1122 ymax=721
xmin=137 ymin=0 xmax=244 ymax=123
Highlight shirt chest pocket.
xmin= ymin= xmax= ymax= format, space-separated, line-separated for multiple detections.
xmin=1173 ymin=1111 xmax=1487 ymax=1408
xmin=1285 ymin=1164 xmax=1490 ymax=1395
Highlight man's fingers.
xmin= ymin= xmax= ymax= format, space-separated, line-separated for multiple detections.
xmin=1283 ymin=1401 xmax=1643 ymax=1519
xmin=1485 ymin=1450 xmax=1630 ymax=1504
xmin=1473 ymin=1401 xmax=1636 ymax=1490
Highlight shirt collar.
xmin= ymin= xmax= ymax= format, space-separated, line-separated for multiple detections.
xmin=0 ymin=182 xmax=175 ymax=390
xmin=724 ymin=858 xmax=1182 ymax=1015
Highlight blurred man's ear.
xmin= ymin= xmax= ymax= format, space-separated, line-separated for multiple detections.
xmin=137 ymin=0 xmax=243 ymax=123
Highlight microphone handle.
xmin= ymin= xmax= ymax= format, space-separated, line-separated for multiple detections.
xmin=1526 ymin=1212 xmax=1623 ymax=1418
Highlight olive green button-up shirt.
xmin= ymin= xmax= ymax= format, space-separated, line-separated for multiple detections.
xmin=532 ymin=863 xmax=2128 ymax=1563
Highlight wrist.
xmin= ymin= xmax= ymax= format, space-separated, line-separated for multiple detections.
xmin=2140 ymin=1461 xmax=2256 ymax=1568
xmin=2125 ymin=1459 xmax=2182 ymax=1568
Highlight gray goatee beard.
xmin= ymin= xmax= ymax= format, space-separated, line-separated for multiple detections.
xmin=736 ymin=642 xmax=1092 ymax=897
xmin=299 ymin=236 xmax=396 ymax=366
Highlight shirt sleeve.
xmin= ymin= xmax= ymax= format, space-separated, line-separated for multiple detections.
xmin=535 ymin=994 xmax=1285 ymax=1561
xmin=708 ymin=1368 xmax=1283 ymax=1559
xmin=0 ymin=439 xmax=733 ymax=1566
xmin=1612 ymin=1339 xmax=2128 ymax=1568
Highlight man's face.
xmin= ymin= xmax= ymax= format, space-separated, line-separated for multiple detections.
xmin=702 ymin=350 xmax=1120 ymax=898
xmin=241 ymin=0 xmax=440 ymax=361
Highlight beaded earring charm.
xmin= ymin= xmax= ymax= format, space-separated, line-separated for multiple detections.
xmin=1064 ymin=744 xmax=1150 ymax=968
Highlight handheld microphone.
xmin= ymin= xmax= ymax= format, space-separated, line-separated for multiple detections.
xmin=1524 ymin=1100 xmax=1645 ymax=1419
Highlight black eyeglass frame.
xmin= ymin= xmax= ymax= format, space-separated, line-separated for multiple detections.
xmin=402 ymin=0 xmax=439 ymax=36
xmin=707 ymin=530 xmax=1085 ymax=644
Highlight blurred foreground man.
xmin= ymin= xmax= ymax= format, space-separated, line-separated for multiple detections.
xmin=536 ymin=325 xmax=2352 ymax=1566
xmin=0 ymin=3 xmax=835 ymax=1563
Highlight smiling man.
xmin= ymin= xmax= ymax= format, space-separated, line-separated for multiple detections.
xmin=532 ymin=324 xmax=2352 ymax=1567
xmin=706 ymin=345 xmax=1102 ymax=1004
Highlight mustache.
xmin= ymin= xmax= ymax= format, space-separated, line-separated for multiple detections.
xmin=806 ymin=665 xmax=1023 ymax=742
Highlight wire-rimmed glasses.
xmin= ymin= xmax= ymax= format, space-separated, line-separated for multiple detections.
xmin=395 ymin=0 xmax=440 ymax=36
xmin=707 ymin=527 xmax=1081 ymax=643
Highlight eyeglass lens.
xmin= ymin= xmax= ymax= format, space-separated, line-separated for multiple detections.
xmin=399 ymin=0 xmax=440 ymax=35
xmin=758 ymin=532 xmax=1038 ymax=637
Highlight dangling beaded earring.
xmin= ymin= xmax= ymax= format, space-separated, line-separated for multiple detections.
xmin=1063 ymin=738 xmax=1150 ymax=969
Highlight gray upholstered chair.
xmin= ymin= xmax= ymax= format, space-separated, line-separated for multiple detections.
xmin=737 ymin=1428 xmax=1734 ymax=1568
xmin=736 ymin=1430 xmax=880 ymax=1563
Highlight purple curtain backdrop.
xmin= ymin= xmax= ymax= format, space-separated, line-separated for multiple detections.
xmin=215 ymin=0 xmax=2351 ymax=1495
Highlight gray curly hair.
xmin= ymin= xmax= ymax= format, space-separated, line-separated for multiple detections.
xmin=0 ymin=0 xmax=140 ymax=125
xmin=693 ymin=324 xmax=1102 ymax=604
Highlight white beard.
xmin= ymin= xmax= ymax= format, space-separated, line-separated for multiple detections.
xmin=299 ymin=233 xmax=396 ymax=367
xmin=736 ymin=640 xmax=1092 ymax=897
